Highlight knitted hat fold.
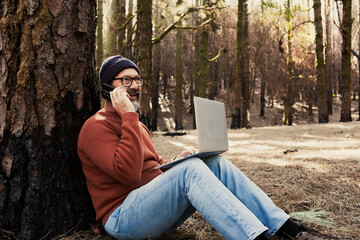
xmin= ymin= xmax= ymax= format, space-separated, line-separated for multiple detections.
xmin=99 ymin=55 xmax=140 ymax=85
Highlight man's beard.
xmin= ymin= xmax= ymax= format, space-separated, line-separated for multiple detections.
xmin=132 ymin=100 xmax=140 ymax=112
xmin=128 ymin=89 xmax=141 ymax=112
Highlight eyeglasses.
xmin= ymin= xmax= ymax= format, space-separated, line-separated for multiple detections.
xmin=113 ymin=76 xmax=143 ymax=87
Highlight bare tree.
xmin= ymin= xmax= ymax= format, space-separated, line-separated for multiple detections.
xmin=314 ymin=0 xmax=328 ymax=123
xmin=135 ymin=0 xmax=153 ymax=128
xmin=340 ymin=0 xmax=353 ymax=122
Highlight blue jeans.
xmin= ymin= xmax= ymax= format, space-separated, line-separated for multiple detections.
xmin=104 ymin=155 xmax=289 ymax=240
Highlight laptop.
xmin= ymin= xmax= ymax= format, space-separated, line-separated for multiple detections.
xmin=155 ymin=96 xmax=228 ymax=169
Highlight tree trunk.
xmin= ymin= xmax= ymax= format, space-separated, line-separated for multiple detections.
xmin=314 ymin=0 xmax=328 ymax=123
xmin=358 ymin=2 xmax=360 ymax=121
xmin=135 ymin=0 xmax=153 ymax=128
xmin=0 ymin=0 xmax=98 ymax=239
xmin=231 ymin=0 xmax=243 ymax=129
xmin=325 ymin=0 xmax=333 ymax=114
xmin=107 ymin=0 xmax=119 ymax=55
xmin=192 ymin=0 xmax=200 ymax=129
xmin=151 ymin=0 xmax=161 ymax=131
xmin=174 ymin=0 xmax=184 ymax=130
xmin=340 ymin=0 xmax=352 ymax=122
xmin=126 ymin=0 xmax=134 ymax=59
xmin=117 ymin=0 xmax=126 ymax=55
xmin=283 ymin=0 xmax=294 ymax=126
xmin=241 ymin=0 xmax=250 ymax=128
xmin=96 ymin=0 xmax=104 ymax=72
xmin=198 ymin=0 xmax=209 ymax=99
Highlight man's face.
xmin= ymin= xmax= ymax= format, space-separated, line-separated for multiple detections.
xmin=111 ymin=68 xmax=142 ymax=103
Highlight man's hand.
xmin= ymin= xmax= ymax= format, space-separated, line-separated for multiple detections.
xmin=110 ymin=88 xmax=135 ymax=116
xmin=174 ymin=149 xmax=197 ymax=161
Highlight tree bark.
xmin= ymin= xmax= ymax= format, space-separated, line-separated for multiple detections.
xmin=192 ymin=0 xmax=200 ymax=129
xmin=151 ymin=0 xmax=161 ymax=131
xmin=107 ymin=0 xmax=119 ymax=55
xmin=231 ymin=0 xmax=243 ymax=129
xmin=283 ymin=0 xmax=294 ymax=126
xmin=325 ymin=0 xmax=333 ymax=114
xmin=135 ymin=0 xmax=153 ymax=128
xmin=340 ymin=0 xmax=352 ymax=122
xmin=0 ymin=0 xmax=98 ymax=239
xmin=175 ymin=9 xmax=184 ymax=130
xmin=96 ymin=0 xmax=104 ymax=72
xmin=198 ymin=0 xmax=209 ymax=99
xmin=117 ymin=0 xmax=126 ymax=55
xmin=241 ymin=0 xmax=250 ymax=128
xmin=126 ymin=0 xmax=134 ymax=59
xmin=314 ymin=0 xmax=328 ymax=123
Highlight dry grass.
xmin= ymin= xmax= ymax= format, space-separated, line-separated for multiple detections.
xmin=48 ymin=121 xmax=360 ymax=240
xmin=152 ymin=121 xmax=360 ymax=240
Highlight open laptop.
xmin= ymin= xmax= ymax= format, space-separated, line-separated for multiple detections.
xmin=155 ymin=96 xmax=228 ymax=169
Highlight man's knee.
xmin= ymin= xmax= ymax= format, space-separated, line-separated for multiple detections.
xmin=206 ymin=154 xmax=228 ymax=168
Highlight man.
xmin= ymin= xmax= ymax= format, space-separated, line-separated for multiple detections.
xmin=77 ymin=55 xmax=337 ymax=240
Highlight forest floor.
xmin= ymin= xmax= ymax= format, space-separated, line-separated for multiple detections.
xmin=56 ymin=94 xmax=360 ymax=240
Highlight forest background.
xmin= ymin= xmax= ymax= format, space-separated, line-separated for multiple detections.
xmin=0 ymin=0 xmax=359 ymax=239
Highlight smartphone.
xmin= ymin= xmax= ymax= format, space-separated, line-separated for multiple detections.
xmin=102 ymin=83 xmax=114 ymax=101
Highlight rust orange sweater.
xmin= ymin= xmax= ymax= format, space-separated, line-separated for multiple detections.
xmin=77 ymin=103 xmax=168 ymax=225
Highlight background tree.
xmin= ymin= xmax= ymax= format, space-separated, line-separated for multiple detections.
xmin=283 ymin=0 xmax=295 ymax=125
xmin=152 ymin=0 xmax=162 ymax=131
xmin=135 ymin=0 xmax=153 ymax=128
xmin=106 ymin=0 xmax=126 ymax=56
xmin=340 ymin=0 xmax=353 ymax=122
xmin=241 ymin=0 xmax=250 ymax=128
xmin=175 ymin=0 xmax=184 ymax=130
xmin=0 ymin=0 xmax=98 ymax=239
xmin=231 ymin=0 xmax=244 ymax=129
xmin=198 ymin=0 xmax=210 ymax=98
xmin=126 ymin=0 xmax=134 ymax=58
xmin=96 ymin=0 xmax=104 ymax=72
xmin=314 ymin=0 xmax=328 ymax=123
xmin=325 ymin=0 xmax=334 ymax=115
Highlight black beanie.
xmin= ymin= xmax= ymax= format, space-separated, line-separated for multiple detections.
xmin=99 ymin=55 xmax=140 ymax=85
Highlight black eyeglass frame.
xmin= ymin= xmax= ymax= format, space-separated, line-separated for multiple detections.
xmin=113 ymin=76 xmax=143 ymax=87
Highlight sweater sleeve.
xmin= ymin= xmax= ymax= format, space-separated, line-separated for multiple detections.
xmin=78 ymin=112 xmax=144 ymax=186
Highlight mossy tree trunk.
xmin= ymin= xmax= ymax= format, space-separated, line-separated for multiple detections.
xmin=198 ymin=0 xmax=210 ymax=99
xmin=96 ymin=0 xmax=104 ymax=72
xmin=126 ymin=0 xmax=134 ymax=59
xmin=0 ymin=0 xmax=98 ymax=239
xmin=107 ymin=0 xmax=118 ymax=55
xmin=314 ymin=0 xmax=328 ymax=123
xmin=340 ymin=0 xmax=352 ymax=122
xmin=231 ymin=0 xmax=243 ymax=129
xmin=117 ymin=0 xmax=126 ymax=55
xmin=175 ymin=0 xmax=184 ymax=131
xmin=135 ymin=0 xmax=153 ymax=129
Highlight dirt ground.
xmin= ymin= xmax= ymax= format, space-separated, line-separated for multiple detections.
xmin=153 ymin=120 xmax=360 ymax=240
xmin=53 ymin=96 xmax=360 ymax=240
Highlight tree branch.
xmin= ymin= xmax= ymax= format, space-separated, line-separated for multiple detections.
xmin=352 ymin=49 xmax=360 ymax=60
xmin=290 ymin=20 xmax=313 ymax=32
xmin=117 ymin=15 xmax=135 ymax=31
xmin=152 ymin=4 xmax=223 ymax=44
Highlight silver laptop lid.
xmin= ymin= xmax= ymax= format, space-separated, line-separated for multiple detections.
xmin=194 ymin=97 xmax=229 ymax=152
